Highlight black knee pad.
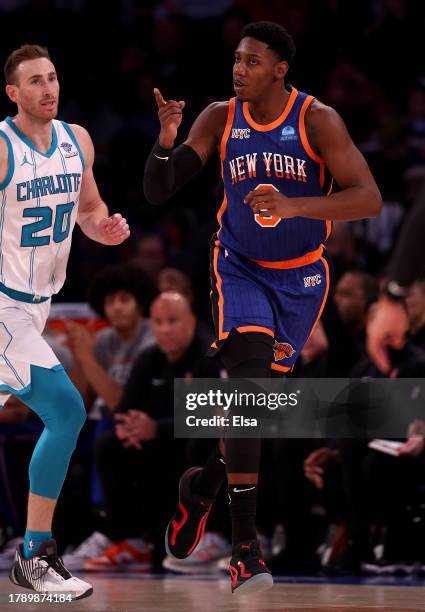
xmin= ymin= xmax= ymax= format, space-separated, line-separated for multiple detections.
xmin=221 ymin=329 xmax=274 ymax=377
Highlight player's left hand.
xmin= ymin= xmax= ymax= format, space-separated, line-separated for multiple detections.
xmin=99 ymin=213 xmax=130 ymax=245
xmin=244 ymin=189 xmax=296 ymax=219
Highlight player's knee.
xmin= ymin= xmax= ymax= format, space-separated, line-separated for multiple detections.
xmin=41 ymin=375 xmax=86 ymax=436
xmin=57 ymin=384 xmax=86 ymax=434
xmin=221 ymin=328 xmax=274 ymax=377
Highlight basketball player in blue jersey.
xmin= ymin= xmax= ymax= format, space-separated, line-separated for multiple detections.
xmin=0 ymin=45 xmax=130 ymax=599
xmin=144 ymin=21 xmax=381 ymax=593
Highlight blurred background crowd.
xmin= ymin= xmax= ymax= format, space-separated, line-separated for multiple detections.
xmin=1 ymin=0 xmax=425 ymax=579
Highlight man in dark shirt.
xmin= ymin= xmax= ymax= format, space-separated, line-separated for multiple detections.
xmin=84 ymin=292 xmax=221 ymax=572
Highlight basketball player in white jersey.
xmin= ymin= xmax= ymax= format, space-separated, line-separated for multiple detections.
xmin=1 ymin=44 xmax=130 ymax=599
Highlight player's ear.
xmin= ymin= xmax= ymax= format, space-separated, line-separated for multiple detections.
xmin=5 ymin=84 xmax=18 ymax=104
xmin=275 ymin=61 xmax=289 ymax=80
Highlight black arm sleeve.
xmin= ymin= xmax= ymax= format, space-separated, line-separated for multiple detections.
xmin=143 ymin=140 xmax=203 ymax=205
xmin=387 ymin=181 xmax=425 ymax=287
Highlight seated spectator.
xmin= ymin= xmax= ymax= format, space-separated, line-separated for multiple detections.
xmin=65 ymin=263 xmax=156 ymax=413
xmin=303 ymin=336 xmax=425 ymax=576
xmin=157 ymin=266 xmax=212 ymax=342
xmin=67 ymin=292 xmax=221 ymax=572
xmin=333 ymin=270 xmax=379 ymax=343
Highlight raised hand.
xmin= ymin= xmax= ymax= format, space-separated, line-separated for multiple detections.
xmin=154 ymin=87 xmax=185 ymax=149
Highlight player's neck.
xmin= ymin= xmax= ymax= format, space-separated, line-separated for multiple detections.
xmin=247 ymin=85 xmax=291 ymax=125
xmin=13 ymin=113 xmax=54 ymax=154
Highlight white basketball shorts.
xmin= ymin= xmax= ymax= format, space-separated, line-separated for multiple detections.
xmin=0 ymin=292 xmax=60 ymax=403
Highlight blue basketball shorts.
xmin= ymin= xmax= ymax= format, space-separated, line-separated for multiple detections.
xmin=209 ymin=242 xmax=330 ymax=373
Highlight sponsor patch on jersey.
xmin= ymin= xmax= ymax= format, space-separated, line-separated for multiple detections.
xmin=303 ymin=274 xmax=322 ymax=288
xmin=273 ymin=341 xmax=295 ymax=361
xmin=280 ymin=125 xmax=298 ymax=142
xmin=231 ymin=128 xmax=250 ymax=139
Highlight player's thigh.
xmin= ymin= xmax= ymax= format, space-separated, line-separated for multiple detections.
xmin=0 ymin=303 xmax=59 ymax=396
xmin=210 ymin=244 xmax=274 ymax=337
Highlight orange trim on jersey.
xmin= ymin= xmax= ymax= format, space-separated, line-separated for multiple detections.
xmin=216 ymin=194 xmax=227 ymax=240
xmin=216 ymin=99 xmax=235 ymax=239
xmin=220 ymin=97 xmax=236 ymax=163
xmin=325 ymin=220 xmax=332 ymax=240
xmin=236 ymin=325 xmax=274 ymax=337
xmin=242 ymin=87 xmax=298 ymax=132
xmin=299 ymin=95 xmax=324 ymax=164
xmin=213 ymin=242 xmax=227 ymax=340
xmin=307 ymin=256 xmax=330 ymax=341
xmin=271 ymin=363 xmax=291 ymax=373
xmin=250 ymin=245 xmax=323 ymax=269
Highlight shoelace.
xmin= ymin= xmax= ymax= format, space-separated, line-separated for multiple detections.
xmin=31 ymin=554 xmax=71 ymax=582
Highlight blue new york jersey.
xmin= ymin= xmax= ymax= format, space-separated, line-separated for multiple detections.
xmin=217 ymin=87 xmax=332 ymax=263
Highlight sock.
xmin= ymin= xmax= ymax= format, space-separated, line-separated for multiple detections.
xmin=23 ymin=529 xmax=52 ymax=559
xmin=191 ymin=445 xmax=226 ymax=499
xmin=228 ymin=483 xmax=258 ymax=549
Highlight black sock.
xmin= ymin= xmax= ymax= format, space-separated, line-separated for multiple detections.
xmin=191 ymin=445 xmax=226 ymax=499
xmin=228 ymin=483 xmax=258 ymax=549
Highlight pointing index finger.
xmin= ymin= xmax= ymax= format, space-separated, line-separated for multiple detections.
xmin=154 ymin=87 xmax=166 ymax=108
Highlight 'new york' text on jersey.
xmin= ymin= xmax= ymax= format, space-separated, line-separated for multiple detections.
xmin=217 ymin=87 xmax=333 ymax=263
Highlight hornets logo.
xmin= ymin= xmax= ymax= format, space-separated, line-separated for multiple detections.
xmin=273 ymin=341 xmax=295 ymax=361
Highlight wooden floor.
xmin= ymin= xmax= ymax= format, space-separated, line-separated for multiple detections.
xmin=1 ymin=575 xmax=425 ymax=611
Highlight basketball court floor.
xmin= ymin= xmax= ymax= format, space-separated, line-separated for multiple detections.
xmin=1 ymin=573 xmax=425 ymax=611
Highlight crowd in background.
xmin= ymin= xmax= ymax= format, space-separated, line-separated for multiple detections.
xmin=1 ymin=0 xmax=425 ymax=577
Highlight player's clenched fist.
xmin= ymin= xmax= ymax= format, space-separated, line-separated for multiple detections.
xmin=154 ymin=87 xmax=185 ymax=149
xmin=99 ymin=213 xmax=130 ymax=245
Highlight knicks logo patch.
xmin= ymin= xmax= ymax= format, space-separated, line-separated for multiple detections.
xmin=273 ymin=341 xmax=295 ymax=361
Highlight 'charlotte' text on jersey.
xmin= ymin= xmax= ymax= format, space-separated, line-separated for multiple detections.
xmin=17 ymin=172 xmax=82 ymax=202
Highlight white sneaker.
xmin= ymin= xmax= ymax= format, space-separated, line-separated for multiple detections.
xmin=0 ymin=538 xmax=23 ymax=571
xmin=62 ymin=532 xmax=111 ymax=571
xmin=9 ymin=539 xmax=92 ymax=600
xmin=162 ymin=532 xmax=231 ymax=574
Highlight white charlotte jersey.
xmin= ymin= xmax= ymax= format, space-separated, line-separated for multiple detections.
xmin=0 ymin=117 xmax=84 ymax=298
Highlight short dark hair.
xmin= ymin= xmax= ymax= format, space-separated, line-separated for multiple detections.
xmin=241 ymin=21 xmax=296 ymax=63
xmin=4 ymin=44 xmax=51 ymax=85
xmin=87 ymin=263 xmax=157 ymax=318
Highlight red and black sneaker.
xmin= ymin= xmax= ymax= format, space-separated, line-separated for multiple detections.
xmin=229 ymin=540 xmax=273 ymax=594
xmin=165 ymin=467 xmax=214 ymax=560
